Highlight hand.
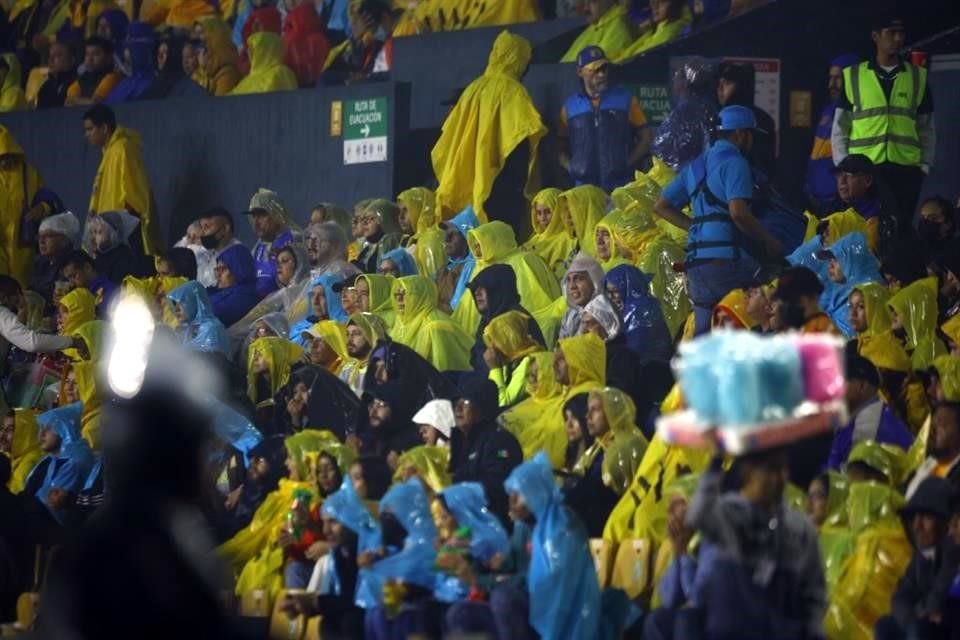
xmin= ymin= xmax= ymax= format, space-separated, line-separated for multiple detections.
xmin=482 ymin=346 xmax=504 ymax=370
xmin=304 ymin=541 xmax=329 ymax=561
xmin=286 ymin=395 xmax=305 ymax=421
xmin=25 ymin=204 xmax=47 ymax=224
xmin=71 ymin=336 xmax=89 ymax=360
xmin=224 ymin=485 xmax=243 ymax=511
xmin=927 ymin=611 xmax=943 ymax=624
xmin=435 ymin=551 xmax=468 ymax=574
xmin=47 ymin=487 xmax=69 ymax=509
xmin=488 ymin=552 xmax=504 ymax=571
xmin=386 ymin=450 xmax=399 ymax=470
xmin=357 ymin=550 xmax=380 ymax=568
xmin=276 ymin=529 xmax=294 ymax=549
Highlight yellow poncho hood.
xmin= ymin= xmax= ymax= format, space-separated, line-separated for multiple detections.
xmin=410 ymin=0 xmax=539 ymax=32
xmin=0 ymin=125 xmax=43 ymax=284
xmin=887 ymin=277 xmax=945 ymax=370
xmin=7 ymin=409 xmax=43 ymax=493
xmin=592 ymin=386 xmax=649 ymax=495
xmin=559 ymin=332 xmax=606 ymax=391
xmin=59 ymin=288 xmax=97 ymax=337
xmin=712 ymin=288 xmax=757 ymax=329
xmin=247 ymin=337 xmax=304 ymax=403
xmin=306 ymin=320 xmax=349 ymax=373
xmin=390 ymin=275 xmax=472 ymax=371
xmin=942 ymin=313 xmax=960 ymax=349
xmin=482 ymin=310 xmax=540 ymax=362
xmin=558 ymin=184 xmax=608 ymax=258
xmin=230 ymin=31 xmax=298 ymax=96
xmin=523 ymin=187 xmax=575 ymax=277
xmin=0 ymin=53 xmax=28 ymax=112
xmin=347 ymin=311 xmax=387 ymax=355
xmin=852 ymin=282 xmax=892 ymax=337
xmin=597 ymin=202 xmax=660 ymax=266
xmin=498 ymin=350 xmax=566 ymax=462
xmin=431 ymin=30 xmax=546 ymax=223
xmin=397 ymin=187 xmax=445 ymax=278
xmin=594 ymin=209 xmax=636 ymax=272
xmin=392 ymin=445 xmax=451 ymax=493
xmin=88 ymin=126 xmax=158 ymax=255
xmin=858 ymin=331 xmax=912 ymax=373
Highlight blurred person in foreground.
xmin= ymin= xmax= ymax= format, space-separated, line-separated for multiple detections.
xmin=41 ymin=329 xmax=243 ymax=638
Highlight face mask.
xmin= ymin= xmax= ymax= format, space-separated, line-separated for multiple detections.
xmin=200 ymin=233 xmax=219 ymax=250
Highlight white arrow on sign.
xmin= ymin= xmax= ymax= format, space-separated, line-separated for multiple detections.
xmin=360 ymin=124 xmax=370 ymax=137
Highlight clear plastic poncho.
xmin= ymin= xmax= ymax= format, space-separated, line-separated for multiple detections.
xmin=602 ymin=264 xmax=673 ymax=361
xmin=651 ymin=58 xmax=718 ymax=171
xmin=591 ymin=387 xmax=649 ymax=495
xmin=887 ymin=277 xmax=946 ymax=371
xmin=503 ymin=452 xmax=601 ymax=640
xmin=228 ymin=243 xmax=313 ymax=339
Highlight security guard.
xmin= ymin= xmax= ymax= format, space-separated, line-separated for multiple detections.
xmin=831 ymin=14 xmax=934 ymax=228
xmin=653 ymin=105 xmax=783 ymax=336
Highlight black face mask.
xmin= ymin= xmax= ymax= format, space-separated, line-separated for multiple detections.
xmin=200 ymin=233 xmax=219 ymax=250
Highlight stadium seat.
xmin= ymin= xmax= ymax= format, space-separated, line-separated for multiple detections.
xmin=610 ymin=538 xmax=654 ymax=599
xmin=240 ymin=589 xmax=272 ymax=618
xmin=589 ymin=538 xmax=616 ymax=588
xmin=268 ymin=589 xmax=306 ymax=640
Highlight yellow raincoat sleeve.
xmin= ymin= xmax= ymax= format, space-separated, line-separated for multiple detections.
xmin=229 ymin=32 xmax=298 ymax=96
xmin=8 ymin=409 xmax=43 ymax=493
xmin=88 ymin=126 xmax=160 ymax=256
xmin=560 ymin=3 xmax=633 ymax=62
xmin=0 ymin=53 xmax=28 ymax=111
xmin=0 ymin=125 xmax=43 ymax=285
xmin=431 ymin=30 xmax=546 ymax=222
xmin=73 ymin=360 xmax=103 ymax=450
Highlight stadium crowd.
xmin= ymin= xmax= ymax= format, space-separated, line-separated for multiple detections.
xmin=0 ymin=1 xmax=959 ymax=639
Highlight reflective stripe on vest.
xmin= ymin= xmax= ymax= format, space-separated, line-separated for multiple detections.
xmin=843 ymin=61 xmax=926 ymax=166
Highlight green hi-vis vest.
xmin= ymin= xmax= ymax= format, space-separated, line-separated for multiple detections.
xmin=843 ymin=61 xmax=927 ymax=166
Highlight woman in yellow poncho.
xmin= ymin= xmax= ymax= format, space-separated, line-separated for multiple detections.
xmin=431 ymin=30 xmax=546 ymax=222
xmin=600 ymin=200 xmax=661 ymax=265
xmin=197 ymin=17 xmax=242 ymax=96
xmin=807 ymin=470 xmax=852 ymax=594
xmin=582 ymin=386 xmax=649 ymax=495
xmin=392 ymin=445 xmax=451 ymax=494
xmin=482 ymin=310 xmax=541 ymax=407
xmin=711 ymin=288 xmax=757 ymax=330
xmin=887 ymin=278 xmax=946 ymax=371
xmin=824 ymin=441 xmax=912 ymax=640
xmin=523 ymin=187 xmax=576 ymax=280
xmin=614 ymin=0 xmax=692 ymax=62
xmin=356 ymin=273 xmax=397 ymax=329
xmin=396 ymin=187 xmax=446 ymax=280
xmin=72 ymin=319 xmax=106 ymax=450
xmin=453 ymin=220 xmax=561 ymax=345
xmin=594 ymin=207 xmax=645 ymax=272
xmin=247 ymin=336 xmax=304 ymax=410
xmin=558 ymin=184 xmax=608 ymax=259
xmin=0 ymin=53 xmax=28 ymax=112
xmin=303 ymin=319 xmax=350 ymax=376
xmin=229 ymin=31 xmax=297 ymax=96
xmin=0 ymin=125 xmax=49 ymax=285
xmin=560 ymin=0 xmax=633 ymax=62
xmin=498 ymin=350 xmax=564 ymax=460
xmin=389 ymin=275 xmax=472 ymax=372
xmin=57 ymin=287 xmax=96 ymax=356
xmin=850 ymin=281 xmax=892 ymax=339
xmin=858 ymin=331 xmax=929 ymax=434
xmin=3 ymin=409 xmax=43 ymax=493
xmin=87 ymin=120 xmax=160 ymax=256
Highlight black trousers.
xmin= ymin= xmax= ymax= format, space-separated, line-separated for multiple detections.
xmin=875 ymin=162 xmax=926 ymax=231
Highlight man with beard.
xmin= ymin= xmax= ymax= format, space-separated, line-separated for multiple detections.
xmin=305 ymin=222 xmax=358 ymax=280
xmin=906 ymin=401 xmax=960 ymax=498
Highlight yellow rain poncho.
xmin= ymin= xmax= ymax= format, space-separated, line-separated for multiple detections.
xmin=483 ymin=310 xmax=540 ymax=407
xmin=941 ymin=313 xmax=960 ymax=350
xmin=306 ymin=320 xmax=349 ymax=375
xmin=247 ymin=337 xmax=304 ymax=405
xmin=600 ymin=202 xmax=661 ymax=266
xmin=389 ymin=275 xmax=472 ymax=372
xmin=198 ymin=17 xmax=242 ymax=95
xmin=852 ymin=282 xmax=892 ymax=338
xmin=358 ymin=273 xmax=397 ymax=329
xmin=560 ymin=2 xmax=633 ymax=62
xmin=453 ymin=221 xmax=561 ymax=345
xmin=590 ymin=387 xmax=649 ymax=495
xmin=397 ymin=187 xmax=446 ymax=279
xmin=558 ymin=184 xmax=608 ymax=258
xmin=498 ymin=350 xmax=565 ymax=461
xmin=809 ymin=208 xmax=869 ymax=246
xmin=88 ymin=126 xmax=160 ymax=256
xmin=522 ymin=188 xmax=575 ymax=279
xmin=816 ymin=471 xmax=853 ymax=595
xmin=640 ymin=237 xmax=689 ymax=337
xmin=72 ymin=320 xmax=106 ymax=449
xmin=7 ymin=409 xmax=43 ymax=493
xmin=712 ymin=288 xmax=757 ymax=329
xmin=858 ymin=332 xmax=929 ymax=432
xmin=614 ymin=5 xmax=692 ymax=62
xmin=230 ymin=31 xmax=298 ymax=96
xmin=594 ymin=209 xmax=636 ymax=272
xmin=431 ymin=30 xmax=546 ymax=222
xmin=0 ymin=126 xmax=44 ymax=284
xmin=222 ymin=430 xmax=352 ymax=587
xmin=0 ymin=53 xmax=27 ymax=112
xmin=932 ymin=355 xmax=960 ymax=402
xmin=887 ymin=277 xmax=946 ymax=371
xmin=603 ymin=433 xmax=711 ymax=543
xmin=824 ymin=481 xmax=911 ymax=640
xmin=58 ymin=288 xmax=96 ymax=359
xmin=409 ymin=0 xmax=539 ymax=32
xmin=143 ymin=0 xmax=216 ymax=29
xmin=392 ymin=445 xmax=451 ymax=493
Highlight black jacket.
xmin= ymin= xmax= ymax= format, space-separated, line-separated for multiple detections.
xmin=892 ymin=540 xmax=960 ymax=630
xmin=451 ymin=420 xmax=522 ymax=527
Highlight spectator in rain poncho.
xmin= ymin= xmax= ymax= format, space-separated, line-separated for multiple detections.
xmin=581 ymin=295 xmax=622 ymax=341
xmin=3 ymin=409 xmax=44 ymax=494
xmin=389 ymin=275 xmax=472 ymax=372
xmin=817 ymin=231 xmax=882 ymax=337
xmin=352 ymin=199 xmax=404 ymax=275
xmin=289 ymin=272 xmax=349 ymax=344
xmin=888 ymin=279 xmax=947 ymax=372
xmin=197 ymin=17 xmax=242 ymax=95
xmin=143 ymin=31 xmax=207 ymax=100
xmin=81 ymin=210 xmax=142 ymax=285
xmin=167 ymin=280 xmax=231 ymax=358
xmin=103 ymin=23 xmax=156 ymax=104
xmin=523 ymin=188 xmax=576 ymax=279
xmin=482 ymin=310 xmax=543 ymax=407
xmin=305 ymin=221 xmax=359 ymax=280
xmin=614 ymin=0 xmax=691 ymax=62
xmin=29 ymin=211 xmax=80 ymax=307
xmin=378 ymin=247 xmax=418 ymax=278
xmin=652 ymin=58 xmax=719 ymax=171
xmin=246 ymin=187 xmax=302 ymax=298
xmin=560 ymin=0 xmax=632 ymax=62
xmin=209 ymin=244 xmax=260 ymax=327
xmin=396 ymin=187 xmax=446 ymax=281
xmin=559 ymin=252 xmax=605 ymax=340
xmin=437 ymin=206 xmax=480 ymax=314
xmin=503 ymin=452 xmax=601 ymax=639
xmin=0 ymin=53 xmax=28 ymax=112
xmin=603 ymin=264 xmax=673 ymax=361
xmin=230 ymin=31 xmax=298 ymax=96
xmin=557 ymin=185 xmax=609 ymax=259
xmin=229 ymin=244 xmax=312 ymax=338
xmin=23 ymin=404 xmax=95 ymax=524
xmin=431 ymin=31 xmax=546 ymax=223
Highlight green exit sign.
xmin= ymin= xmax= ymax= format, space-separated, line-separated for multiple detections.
xmin=343 ymin=97 xmax=388 ymax=164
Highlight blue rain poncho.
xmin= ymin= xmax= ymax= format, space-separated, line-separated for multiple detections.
xmin=290 ymin=272 xmax=348 ymax=346
xmin=820 ymin=232 xmax=881 ymax=337
xmin=602 ymin=264 xmax=673 ymax=362
xmin=206 ymin=395 xmax=263 ymax=467
xmin=167 ymin=280 xmax=231 ymax=357
xmin=434 ymin=482 xmax=510 ymax=602
xmin=381 ymin=247 xmax=419 ymax=277
xmin=445 ymin=206 xmax=480 ymax=311
xmin=787 ymin=235 xmax=829 ymax=282
xmin=28 ymin=403 xmax=96 ymax=522
xmin=504 ymin=452 xmax=601 ymax=640
xmin=321 ymin=476 xmax=382 ymax=553
xmin=355 ymin=479 xmax=439 ymax=608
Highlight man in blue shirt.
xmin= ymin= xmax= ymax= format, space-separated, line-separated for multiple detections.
xmin=654 ymin=105 xmax=783 ymax=335
xmin=245 ymin=188 xmax=299 ymax=299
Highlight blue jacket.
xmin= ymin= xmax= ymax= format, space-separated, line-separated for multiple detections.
xmin=168 ymin=280 xmax=231 ymax=357
xmin=252 ymin=229 xmax=295 ymax=299
xmin=565 ymin=86 xmax=636 ymax=192
xmin=827 ymin=398 xmax=913 ymax=470
xmin=209 ymin=245 xmax=259 ymax=327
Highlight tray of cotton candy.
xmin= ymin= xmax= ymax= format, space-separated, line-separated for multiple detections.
xmin=657 ymin=331 xmax=848 ymax=455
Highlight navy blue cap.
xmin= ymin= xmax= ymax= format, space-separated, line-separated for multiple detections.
xmin=577 ymin=46 xmax=609 ymax=70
